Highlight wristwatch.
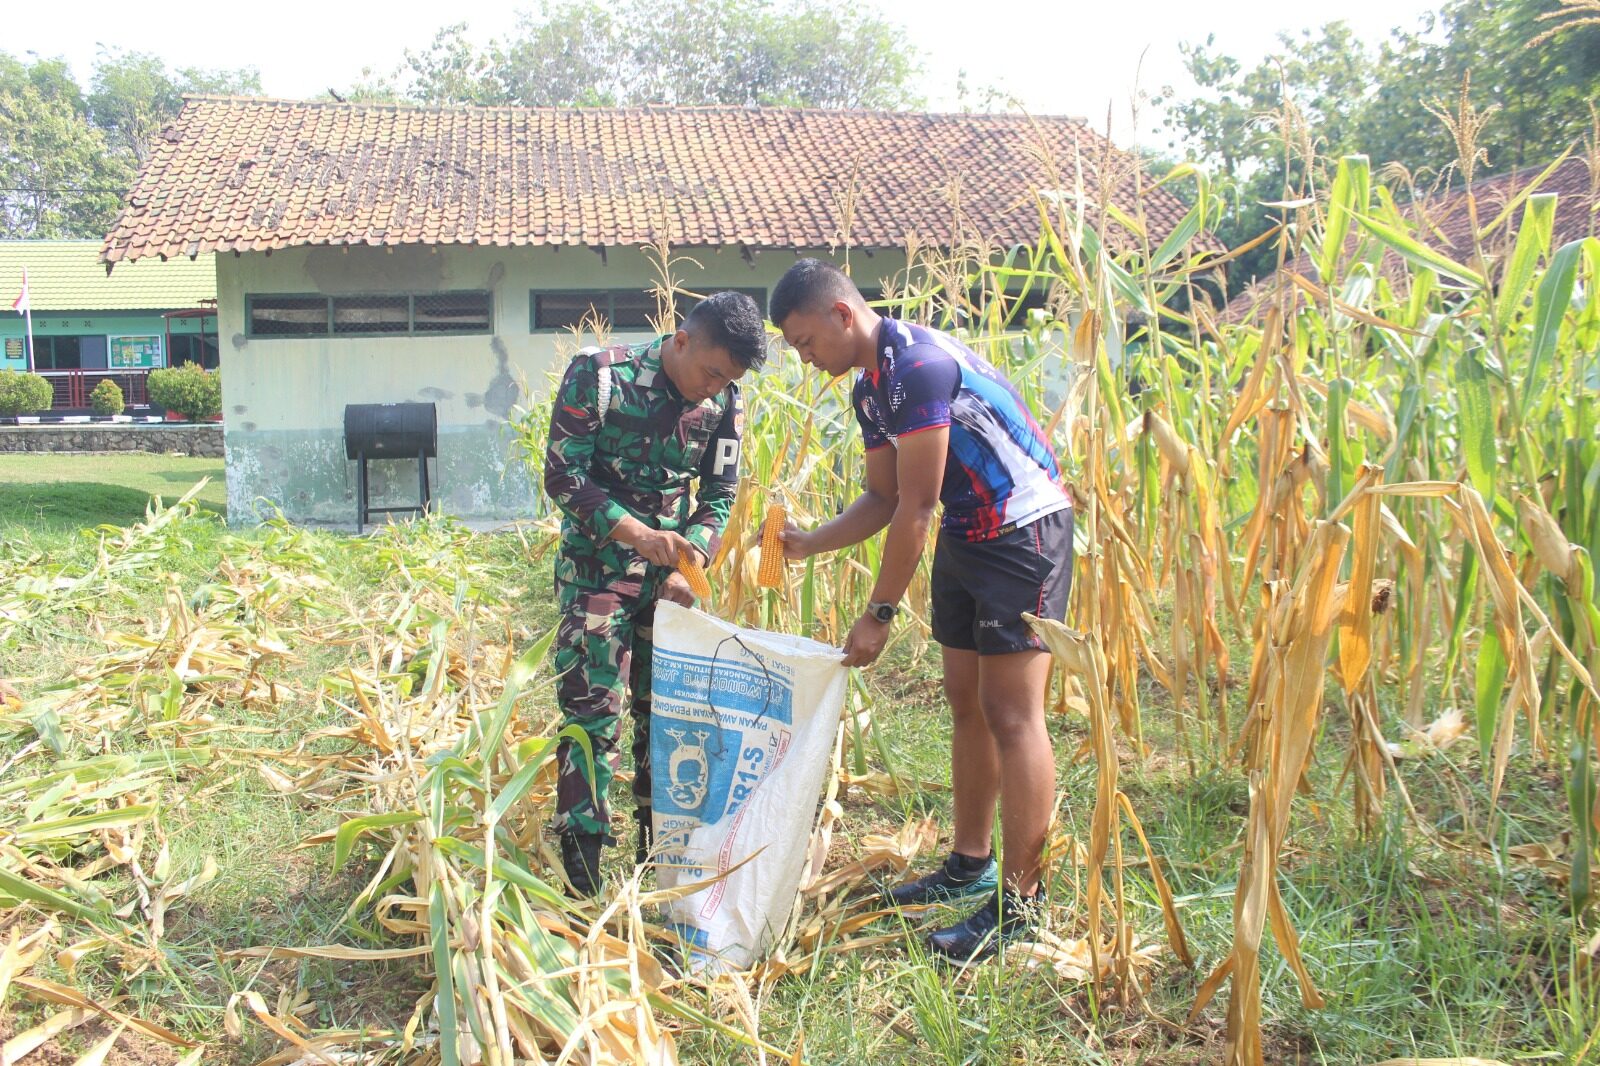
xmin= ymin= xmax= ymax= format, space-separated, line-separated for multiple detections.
xmin=865 ymin=600 xmax=899 ymax=624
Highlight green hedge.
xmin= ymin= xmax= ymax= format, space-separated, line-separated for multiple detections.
xmin=147 ymin=365 xmax=221 ymax=421
xmin=0 ymin=370 xmax=53 ymax=417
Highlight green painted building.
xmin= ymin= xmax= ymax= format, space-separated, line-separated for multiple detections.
xmin=1 ymin=241 xmax=217 ymax=409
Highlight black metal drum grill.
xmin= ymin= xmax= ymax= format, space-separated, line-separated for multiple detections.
xmin=343 ymin=402 xmax=437 ymax=532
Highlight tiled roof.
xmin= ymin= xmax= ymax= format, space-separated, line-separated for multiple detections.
xmin=102 ymin=97 xmax=1202 ymax=264
xmin=1225 ymin=155 xmax=1598 ymax=322
xmin=1 ymin=240 xmax=215 ymax=311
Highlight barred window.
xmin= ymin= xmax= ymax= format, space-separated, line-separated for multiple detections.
xmin=249 ymin=295 xmax=328 ymax=336
xmin=610 ymin=291 xmax=658 ymax=330
xmin=531 ymin=288 xmax=766 ymax=332
xmin=415 ymin=291 xmax=492 ymax=333
xmin=333 ymin=295 xmax=409 ymax=335
xmin=532 ymin=292 xmax=608 ymax=332
xmin=249 ymin=292 xmax=492 ymax=338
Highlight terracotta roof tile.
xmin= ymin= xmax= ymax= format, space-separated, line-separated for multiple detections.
xmin=103 ymin=97 xmax=1204 ymax=264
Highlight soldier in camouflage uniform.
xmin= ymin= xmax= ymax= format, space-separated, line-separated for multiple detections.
xmin=542 ymin=291 xmax=768 ymax=896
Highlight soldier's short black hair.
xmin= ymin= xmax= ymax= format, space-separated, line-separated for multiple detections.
xmin=683 ymin=290 xmax=768 ymax=371
xmin=768 ymin=258 xmax=861 ymax=327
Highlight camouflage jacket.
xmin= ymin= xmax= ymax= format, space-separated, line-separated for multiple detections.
xmin=543 ymin=338 xmax=742 ymax=566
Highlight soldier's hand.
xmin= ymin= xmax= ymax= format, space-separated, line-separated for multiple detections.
xmin=613 ymin=516 xmax=695 ymax=568
xmin=660 ymin=571 xmax=697 ymax=606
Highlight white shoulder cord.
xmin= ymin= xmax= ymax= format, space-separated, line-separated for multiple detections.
xmin=579 ymin=346 xmax=612 ymax=427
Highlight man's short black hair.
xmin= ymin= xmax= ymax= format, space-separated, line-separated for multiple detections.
xmin=768 ymin=258 xmax=862 ymax=327
xmin=683 ymin=290 xmax=768 ymax=371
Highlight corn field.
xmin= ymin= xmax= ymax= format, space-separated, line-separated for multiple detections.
xmin=3 ymin=126 xmax=1600 ymax=1062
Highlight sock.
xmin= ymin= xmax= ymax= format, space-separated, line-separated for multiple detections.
xmin=947 ymin=850 xmax=993 ymax=878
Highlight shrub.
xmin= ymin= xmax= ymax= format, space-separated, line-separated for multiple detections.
xmin=0 ymin=370 xmax=53 ymax=417
xmin=89 ymin=378 xmax=126 ymax=417
xmin=147 ymin=364 xmax=222 ymax=421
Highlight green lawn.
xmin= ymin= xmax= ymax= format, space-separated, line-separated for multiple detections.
xmin=0 ymin=452 xmax=225 ymax=540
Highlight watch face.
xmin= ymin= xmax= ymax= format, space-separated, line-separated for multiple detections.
xmin=871 ymin=604 xmax=895 ymax=622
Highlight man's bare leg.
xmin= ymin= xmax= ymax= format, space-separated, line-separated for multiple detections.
xmin=943 ymin=645 xmax=998 ymax=860
xmin=977 ymin=647 xmax=1055 ymax=895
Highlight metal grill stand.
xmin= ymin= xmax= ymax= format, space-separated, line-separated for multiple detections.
xmin=343 ymin=402 xmax=438 ymax=533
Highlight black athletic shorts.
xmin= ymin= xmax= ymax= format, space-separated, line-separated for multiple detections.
xmin=930 ymin=505 xmax=1075 ymax=655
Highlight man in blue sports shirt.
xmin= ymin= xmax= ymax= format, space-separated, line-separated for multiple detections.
xmin=768 ymin=259 xmax=1074 ymax=962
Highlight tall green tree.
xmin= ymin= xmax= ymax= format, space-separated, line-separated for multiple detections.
xmin=0 ymin=56 xmax=131 ymax=239
xmin=89 ymin=48 xmax=261 ymax=164
xmin=1157 ymin=0 xmax=1600 ymax=294
xmin=1361 ymin=0 xmax=1600 ymax=178
xmin=0 ymin=49 xmax=258 ymax=239
xmin=368 ymin=0 xmax=921 ymax=109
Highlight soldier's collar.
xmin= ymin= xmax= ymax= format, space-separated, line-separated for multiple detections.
xmin=635 ymin=338 xmax=667 ymax=391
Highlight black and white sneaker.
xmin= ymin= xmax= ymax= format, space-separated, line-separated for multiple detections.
xmin=925 ymin=888 xmax=1042 ymax=963
xmin=885 ymin=852 xmax=999 ymax=908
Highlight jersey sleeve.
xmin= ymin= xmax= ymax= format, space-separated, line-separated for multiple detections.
xmin=885 ymin=346 xmax=960 ymax=438
xmin=852 ymin=374 xmax=891 ymax=451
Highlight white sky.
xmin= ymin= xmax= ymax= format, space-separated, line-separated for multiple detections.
xmin=3 ymin=0 xmax=1443 ymax=148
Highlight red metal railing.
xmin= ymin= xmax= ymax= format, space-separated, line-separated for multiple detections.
xmin=39 ymin=369 xmax=151 ymax=411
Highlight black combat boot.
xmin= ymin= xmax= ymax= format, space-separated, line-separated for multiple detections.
xmin=560 ymin=832 xmax=605 ymax=898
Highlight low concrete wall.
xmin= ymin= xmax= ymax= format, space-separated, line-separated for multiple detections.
xmin=0 ymin=423 xmax=224 ymax=458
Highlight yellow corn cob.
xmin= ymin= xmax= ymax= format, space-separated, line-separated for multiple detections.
xmin=677 ymin=550 xmax=712 ymax=600
xmin=758 ymin=503 xmax=786 ymax=588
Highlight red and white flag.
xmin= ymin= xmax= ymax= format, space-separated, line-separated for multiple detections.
xmin=11 ymin=267 xmax=34 ymax=371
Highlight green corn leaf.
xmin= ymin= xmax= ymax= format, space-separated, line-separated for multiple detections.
xmin=16 ymin=804 xmax=158 ymax=844
xmin=506 ymin=624 xmax=559 ymax=690
xmin=27 ymin=702 xmax=66 ymax=756
xmin=333 ymin=811 xmax=423 ymax=871
xmin=1522 ymin=238 xmax=1583 ymax=418
xmin=1475 ymin=625 xmax=1508 ymax=768
xmin=433 ymin=837 xmax=570 ymax=910
xmin=0 ymin=866 xmax=122 ymax=927
xmin=1569 ymin=737 xmax=1596 ymax=915
xmin=1320 ymin=155 xmax=1370 ymax=284
xmin=1386 ymin=383 xmax=1422 ymax=483
xmin=1444 ymin=552 xmax=1479 ymax=685
xmin=489 ymin=739 xmax=559 ymax=823
xmin=1455 ymin=348 xmax=1498 ymax=506
xmin=452 ymin=951 xmax=486 ymax=1048
xmin=1151 ymin=201 xmax=1203 ymax=271
xmin=1495 ymin=194 xmax=1555 ymax=329
xmin=1326 ymin=377 xmax=1354 ymax=513
xmin=431 ymin=881 xmax=460 ymax=1066
xmin=1354 ymin=211 xmax=1484 ymax=287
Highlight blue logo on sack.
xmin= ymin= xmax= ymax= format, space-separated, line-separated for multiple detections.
xmin=650 ymin=646 xmax=795 ymax=822
xmin=652 ymin=721 xmax=741 ymax=818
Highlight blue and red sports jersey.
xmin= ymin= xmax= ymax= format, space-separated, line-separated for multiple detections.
xmin=852 ymin=318 xmax=1068 ymax=541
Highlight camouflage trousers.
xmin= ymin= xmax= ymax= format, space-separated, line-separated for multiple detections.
xmin=550 ymin=552 xmax=664 ymax=842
